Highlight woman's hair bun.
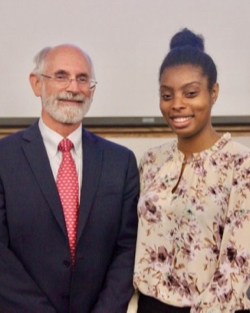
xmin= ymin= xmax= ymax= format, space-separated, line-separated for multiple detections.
xmin=170 ymin=28 xmax=204 ymax=52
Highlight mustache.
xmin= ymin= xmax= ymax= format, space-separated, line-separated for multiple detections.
xmin=56 ymin=92 xmax=85 ymax=102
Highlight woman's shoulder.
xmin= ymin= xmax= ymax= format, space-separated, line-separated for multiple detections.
xmin=138 ymin=140 xmax=176 ymax=191
xmin=220 ymin=136 xmax=250 ymax=172
xmin=223 ymin=136 xmax=250 ymax=159
xmin=208 ymin=133 xmax=250 ymax=159
xmin=140 ymin=139 xmax=176 ymax=168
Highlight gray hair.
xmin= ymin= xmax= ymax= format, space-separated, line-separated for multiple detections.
xmin=32 ymin=45 xmax=95 ymax=79
xmin=32 ymin=46 xmax=51 ymax=75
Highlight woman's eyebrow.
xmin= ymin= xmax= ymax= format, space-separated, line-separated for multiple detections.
xmin=160 ymin=81 xmax=201 ymax=90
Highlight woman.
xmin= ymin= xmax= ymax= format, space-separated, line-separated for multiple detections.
xmin=134 ymin=28 xmax=250 ymax=313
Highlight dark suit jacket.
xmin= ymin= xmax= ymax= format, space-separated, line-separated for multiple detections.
xmin=0 ymin=122 xmax=139 ymax=313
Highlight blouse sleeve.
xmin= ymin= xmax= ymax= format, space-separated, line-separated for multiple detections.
xmin=191 ymin=152 xmax=250 ymax=313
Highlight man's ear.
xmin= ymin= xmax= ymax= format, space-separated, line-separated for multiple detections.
xmin=29 ymin=73 xmax=42 ymax=97
xmin=86 ymin=86 xmax=96 ymax=104
xmin=90 ymin=86 xmax=96 ymax=99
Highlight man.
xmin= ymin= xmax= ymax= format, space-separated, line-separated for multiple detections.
xmin=0 ymin=44 xmax=139 ymax=312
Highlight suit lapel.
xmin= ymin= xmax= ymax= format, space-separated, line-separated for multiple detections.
xmin=76 ymin=128 xmax=102 ymax=242
xmin=21 ymin=122 xmax=67 ymax=236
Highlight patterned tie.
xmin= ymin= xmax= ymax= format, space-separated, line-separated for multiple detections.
xmin=57 ymin=138 xmax=79 ymax=266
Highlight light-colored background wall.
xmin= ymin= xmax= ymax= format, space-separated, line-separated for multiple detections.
xmin=0 ymin=0 xmax=250 ymax=119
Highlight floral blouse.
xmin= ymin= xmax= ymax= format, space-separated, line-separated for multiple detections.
xmin=134 ymin=133 xmax=250 ymax=313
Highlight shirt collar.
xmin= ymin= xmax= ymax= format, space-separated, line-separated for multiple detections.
xmin=67 ymin=124 xmax=82 ymax=158
xmin=38 ymin=118 xmax=82 ymax=157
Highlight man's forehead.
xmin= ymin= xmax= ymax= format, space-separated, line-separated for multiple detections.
xmin=44 ymin=45 xmax=91 ymax=73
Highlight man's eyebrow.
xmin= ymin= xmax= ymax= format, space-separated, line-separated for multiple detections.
xmin=76 ymin=73 xmax=89 ymax=78
xmin=54 ymin=70 xmax=89 ymax=78
xmin=54 ymin=70 xmax=69 ymax=75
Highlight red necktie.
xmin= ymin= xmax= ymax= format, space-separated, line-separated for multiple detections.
xmin=57 ymin=138 xmax=79 ymax=266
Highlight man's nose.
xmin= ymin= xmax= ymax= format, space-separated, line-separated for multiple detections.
xmin=65 ymin=79 xmax=82 ymax=93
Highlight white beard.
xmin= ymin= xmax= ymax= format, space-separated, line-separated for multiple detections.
xmin=42 ymin=90 xmax=92 ymax=124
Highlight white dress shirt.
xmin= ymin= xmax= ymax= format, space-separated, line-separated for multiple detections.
xmin=38 ymin=118 xmax=83 ymax=197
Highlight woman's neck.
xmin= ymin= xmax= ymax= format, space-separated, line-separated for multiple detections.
xmin=177 ymin=128 xmax=221 ymax=160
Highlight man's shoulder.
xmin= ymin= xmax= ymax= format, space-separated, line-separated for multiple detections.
xmin=83 ymin=128 xmax=133 ymax=155
xmin=0 ymin=131 xmax=27 ymax=167
xmin=0 ymin=129 xmax=26 ymax=147
xmin=0 ymin=122 xmax=40 ymax=151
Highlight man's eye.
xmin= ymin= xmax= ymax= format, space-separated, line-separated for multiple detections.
xmin=56 ymin=75 xmax=68 ymax=81
xmin=77 ymin=77 xmax=88 ymax=83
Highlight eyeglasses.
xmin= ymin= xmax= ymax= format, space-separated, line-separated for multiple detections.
xmin=41 ymin=74 xmax=97 ymax=90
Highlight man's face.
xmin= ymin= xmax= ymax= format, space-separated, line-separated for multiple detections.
xmin=40 ymin=46 xmax=94 ymax=125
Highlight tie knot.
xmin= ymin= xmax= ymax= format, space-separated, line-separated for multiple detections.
xmin=58 ymin=138 xmax=73 ymax=152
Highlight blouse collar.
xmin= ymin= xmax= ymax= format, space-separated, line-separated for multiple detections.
xmin=171 ymin=133 xmax=231 ymax=164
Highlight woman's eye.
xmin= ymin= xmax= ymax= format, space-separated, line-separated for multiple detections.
xmin=186 ymin=91 xmax=197 ymax=98
xmin=162 ymin=94 xmax=172 ymax=101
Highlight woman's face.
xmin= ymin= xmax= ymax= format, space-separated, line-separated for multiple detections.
xmin=159 ymin=64 xmax=218 ymax=141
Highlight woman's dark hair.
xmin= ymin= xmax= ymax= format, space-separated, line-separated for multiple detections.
xmin=159 ymin=28 xmax=217 ymax=91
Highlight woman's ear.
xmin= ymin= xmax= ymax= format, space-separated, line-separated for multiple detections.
xmin=211 ymin=83 xmax=219 ymax=105
xmin=29 ymin=73 xmax=42 ymax=97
